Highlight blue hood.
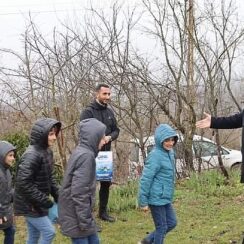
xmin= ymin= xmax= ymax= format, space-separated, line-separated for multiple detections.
xmin=154 ymin=124 xmax=178 ymax=149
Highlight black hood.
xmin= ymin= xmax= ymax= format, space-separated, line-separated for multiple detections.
xmin=29 ymin=118 xmax=61 ymax=148
xmin=0 ymin=141 xmax=16 ymax=168
xmin=79 ymin=118 xmax=106 ymax=156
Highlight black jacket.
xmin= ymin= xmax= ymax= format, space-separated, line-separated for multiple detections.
xmin=58 ymin=118 xmax=106 ymax=238
xmin=211 ymin=110 xmax=244 ymax=182
xmin=80 ymin=100 xmax=120 ymax=151
xmin=14 ymin=118 xmax=61 ymax=217
xmin=0 ymin=141 xmax=16 ymax=230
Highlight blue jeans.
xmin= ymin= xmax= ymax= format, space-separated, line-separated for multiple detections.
xmin=3 ymin=225 xmax=15 ymax=244
xmin=25 ymin=216 xmax=55 ymax=244
xmin=71 ymin=233 xmax=100 ymax=244
xmin=145 ymin=204 xmax=177 ymax=244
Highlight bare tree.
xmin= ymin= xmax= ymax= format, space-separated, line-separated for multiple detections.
xmin=0 ymin=0 xmax=243 ymax=181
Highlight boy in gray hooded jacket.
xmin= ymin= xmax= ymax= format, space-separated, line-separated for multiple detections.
xmin=0 ymin=141 xmax=16 ymax=244
xmin=58 ymin=118 xmax=106 ymax=244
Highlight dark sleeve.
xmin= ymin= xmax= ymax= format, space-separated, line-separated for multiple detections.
xmin=211 ymin=111 xmax=243 ymax=129
xmin=109 ymin=110 xmax=120 ymax=141
xmin=16 ymin=154 xmax=53 ymax=209
xmin=0 ymin=181 xmax=5 ymax=217
xmin=0 ymin=171 xmax=13 ymax=217
xmin=50 ymin=172 xmax=59 ymax=203
xmin=71 ymin=153 xmax=95 ymax=230
xmin=110 ymin=122 xmax=120 ymax=141
xmin=47 ymin=149 xmax=59 ymax=202
xmin=80 ymin=108 xmax=93 ymax=121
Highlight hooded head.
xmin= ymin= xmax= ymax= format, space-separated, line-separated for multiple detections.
xmin=0 ymin=141 xmax=16 ymax=168
xmin=79 ymin=118 xmax=106 ymax=155
xmin=154 ymin=124 xmax=178 ymax=151
xmin=30 ymin=118 xmax=62 ymax=148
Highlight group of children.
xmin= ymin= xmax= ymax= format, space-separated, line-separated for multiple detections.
xmin=0 ymin=117 xmax=61 ymax=244
xmin=0 ymin=115 xmax=179 ymax=244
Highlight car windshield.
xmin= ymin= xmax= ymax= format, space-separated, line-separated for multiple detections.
xmin=193 ymin=141 xmax=229 ymax=157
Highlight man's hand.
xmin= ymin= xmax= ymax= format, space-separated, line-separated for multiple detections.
xmin=196 ymin=112 xmax=211 ymax=129
xmin=104 ymin=136 xmax=112 ymax=144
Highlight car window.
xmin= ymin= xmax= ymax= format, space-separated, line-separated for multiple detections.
xmin=175 ymin=142 xmax=184 ymax=159
xmin=193 ymin=141 xmax=229 ymax=157
xmin=147 ymin=145 xmax=154 ymax=155
xmin=130 ymin=143 xmax=139 ymax=162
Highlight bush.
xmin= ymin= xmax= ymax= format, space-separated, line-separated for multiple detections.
xmin=98 ymin=180 xmax=139 ymax=212
xmin=1 ymin=132 xmax=29 ymax=178
xmin=183 ymin=170 xmax=243 ymax=197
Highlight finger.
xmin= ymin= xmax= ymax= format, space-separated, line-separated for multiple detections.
xmin=203 ymin=112 xmax=210 ymax=117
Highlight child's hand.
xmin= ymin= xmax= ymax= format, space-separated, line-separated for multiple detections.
xmin=0 ymin=216 xmax=7 ymax=224
xmin=140 ymin=206 xmax=149 ymax=212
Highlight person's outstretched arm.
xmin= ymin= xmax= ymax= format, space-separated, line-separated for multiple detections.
xmin=210 ymin=111 xmax=242 ymax=129
xmin=196 ymin=112 xmax=211 ymax=129
xmin=196 ymin=111 xmax=243 ymax=129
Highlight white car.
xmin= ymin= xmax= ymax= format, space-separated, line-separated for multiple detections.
xmin=129 ymin=135 xmax=242 ymax=178
xmin=189 ymin=135 xmax=242 ymax=170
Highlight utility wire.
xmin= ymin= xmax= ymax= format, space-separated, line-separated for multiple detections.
xmin=0 ymin=9 xmax=81 ymax=16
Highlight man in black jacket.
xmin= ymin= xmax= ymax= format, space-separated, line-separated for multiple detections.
xmin=196 ymin=110 xmax=244 ymax=182
xmin=80 ymin=84 xmax=120 ymax=222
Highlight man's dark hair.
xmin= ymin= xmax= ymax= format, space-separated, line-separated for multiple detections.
xmin=95 ymin=84 xmax=110 ymax=91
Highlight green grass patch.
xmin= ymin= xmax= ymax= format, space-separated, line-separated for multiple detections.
xmin=1 ymin=170 xmax=244 ymax=243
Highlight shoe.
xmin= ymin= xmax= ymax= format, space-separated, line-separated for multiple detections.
xmin=137 ymin=238 xmax=151 ymax=244
xmin=99 ymin=212 xmax=115 ymax=222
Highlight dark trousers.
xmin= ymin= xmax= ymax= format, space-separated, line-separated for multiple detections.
xmin=99 ymin=181 xmax=111 ymax=214
xmin=3 ymin=225 xmax=15 ymax=244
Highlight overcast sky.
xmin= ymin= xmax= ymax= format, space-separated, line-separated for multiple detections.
xmin=1 ymin=0 xmax=244 ymax=66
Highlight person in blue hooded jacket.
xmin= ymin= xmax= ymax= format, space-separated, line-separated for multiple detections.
xmin=138 ymin=124 xmax=178 ymax=244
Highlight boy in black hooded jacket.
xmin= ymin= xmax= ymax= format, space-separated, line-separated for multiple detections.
xmin=14 ymin=118 xmax=61 ymax=244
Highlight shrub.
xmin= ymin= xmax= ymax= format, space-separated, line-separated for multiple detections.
xmin=183 ymin=170 xmax=243 ymax=197
xmin=1 ymin=132 xmax=29 ymax=179
xmin=95 ymin=180 xmax=139 ymax=212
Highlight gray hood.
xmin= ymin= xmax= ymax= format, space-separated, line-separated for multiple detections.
xmin=79 ymin=118 xmax=106 ymax=155
xmin=0 ymin=141 xmax=16 ymax=168
xmin=30 ymin=118 xmax=61 ymax=148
